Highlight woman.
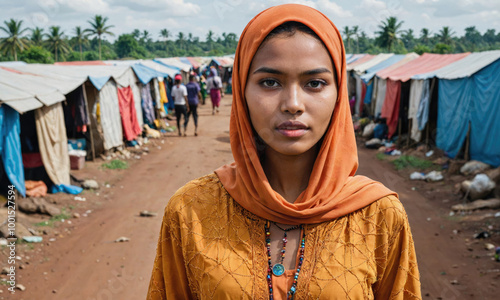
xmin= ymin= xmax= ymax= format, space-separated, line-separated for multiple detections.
xmin=147 ymin=4 xmax=421 ymax=299
xmin=207 ymin=67 xmax=223 ymax=114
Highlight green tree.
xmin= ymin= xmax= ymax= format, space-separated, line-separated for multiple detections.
xmin=30 ymin=27 xmax=44 ymax=46
xmin=19 ymin=45 xmax=53 ymax=63
xmin=376 ymin=16 xmax=404 ymax=52
xmin=412 ymin=44 xmax=431 ymax=55
xmin=352 ymin=25 xmax=360 ymax=53
xmin=176 ymin=32 xmax=186 ymax=51
xmin=0 ymin=19 xmax=30 ymax=61
xmin=45 ymin=26 xmax=70 ymax=62
xmin=432 ymin=43 xmax=452 ymax=54
xmin=115 ymin=34 xmax=140 ymax=58
xmin=86 ymin=15 xmax=114 ymax=60
xmin=206 ymin=30 xmax=214 ymax=50
xmin=401 ymin=29 xmax=416 ymax=51
xmin=436 ymin=26 xmax=455 ymax=46
xmin=419 ymin=28 xmax=431 ymax=46
xmin=342 ymin=26 xmax=353 ymax=53
xmin=73 ymin=26 xmax=89 ymax=60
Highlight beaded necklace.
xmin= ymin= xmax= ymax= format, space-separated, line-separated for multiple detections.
xmin=265 ymin=221 xmax=306 ymax=300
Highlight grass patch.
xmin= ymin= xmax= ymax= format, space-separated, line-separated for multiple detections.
xmin=34 ymin=209 xmax=71 ymax=227
xmin=392 ymin=155 xmax=433 ymax=170
xmin=376 ymin=153 xmax=386 ymax=161
xmin=102 ymin=159 xmax=128 ymax=170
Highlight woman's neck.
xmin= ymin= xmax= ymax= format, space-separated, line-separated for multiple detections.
xmin=262 ymin=146 xmax=318 ymax=203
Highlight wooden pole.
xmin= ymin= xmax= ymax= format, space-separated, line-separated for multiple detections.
xmin=464 ymin=122 xmax=471 ymax=161
xmin=397 ymin=118 xmax=402 ymax=147
xmin=407 ymin=118 xmax=411 ymax=148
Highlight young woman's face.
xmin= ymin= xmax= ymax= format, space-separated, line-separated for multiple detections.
xmin=245 ymin=32 xmax=338 ymax=157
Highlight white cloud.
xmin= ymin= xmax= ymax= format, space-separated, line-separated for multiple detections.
xmin=317 ymin=0 xmax=352 ymax=17
xmin=112 ymin=0 xmax=201 ymax=16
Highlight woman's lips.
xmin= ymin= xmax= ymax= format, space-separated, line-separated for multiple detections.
xmin=276 ymin=121 xmax=308 ymax=137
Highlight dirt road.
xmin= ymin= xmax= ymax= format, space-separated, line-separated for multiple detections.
xmin=8 ymin=95 xmax=496 ymax=299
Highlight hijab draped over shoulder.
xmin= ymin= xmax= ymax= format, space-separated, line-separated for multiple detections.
xmin=215 ymin=4 xmax=396 ymax=225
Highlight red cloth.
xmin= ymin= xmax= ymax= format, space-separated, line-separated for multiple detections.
xmin=117 ymin=86 xmax=142 ymax=141
xmin=22 ymin=153 xmax=44 ymax=168
xmin=380 ymin=79 xmax=401 ymax=139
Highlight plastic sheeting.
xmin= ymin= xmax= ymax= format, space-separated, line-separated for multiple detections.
xmin=0 ymin=105 xmax=25 ymax=196
xmin=132 ymin=64 xmax=170 ymax=85
xmin=409 ymin=80 xmax=425 ymax=141
xmin=351 ymin=53 xmax=393 ymax=73
xmin=377 ymin=53 xmax=470 ymax=82
xmin=381 ymin=80 xmax=401 ymax=138
xmin=416 ymin=80 xmax=431 ymax=132
xmin=117 ymin=86 xmax=142 ymax=141
xmin=99 ymin=81 xmax=123 ymax=150
xmin=361 ymin=54 xmax=407 ymax=83
xmin=35 ymin=103 xmax=70 ymax=185
xmin=346 ymin=55 xmax=375 ymax=71
xmin=141 ymin=84 xmax=155 ymax=125
xmin=413 ymin=50 xmax=500 ymax=80
xmin=374 ymin=78 xmax=387 ymax=118
xmin=437 ymin=59 xmax=500 ymax=167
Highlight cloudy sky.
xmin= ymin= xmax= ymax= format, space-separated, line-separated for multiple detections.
xmin=1 ymin=0 xmax=499 ymax=42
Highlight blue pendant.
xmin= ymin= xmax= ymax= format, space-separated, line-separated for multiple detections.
xmin=272 ymin=263 xmax=285 ymax=276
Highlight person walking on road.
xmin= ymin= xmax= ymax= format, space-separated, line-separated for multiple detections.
xmin=207 ymin=67 xmax=223 ymax=115
xmin=171 ymin=74 xmax=188 ymax=136
xmin=148 ymin=4 xmax=421 ymax=299
xmin=186 ymin=74 xmax=201 ymax=136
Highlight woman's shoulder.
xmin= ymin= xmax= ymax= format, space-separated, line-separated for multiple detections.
xmin=164 ymin=173 xmax=226 ymax=218
xmin=358 ymin=195 xmax=408 ymax=234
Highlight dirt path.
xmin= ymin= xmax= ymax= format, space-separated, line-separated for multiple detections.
xmin=7 ymin=95 xmax=495 ymax=300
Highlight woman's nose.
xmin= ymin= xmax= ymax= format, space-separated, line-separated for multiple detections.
xmin=280 ymin=83 xmax=305 ymax=115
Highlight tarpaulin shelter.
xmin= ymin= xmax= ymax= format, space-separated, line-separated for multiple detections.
xmin=414 ymin=50 xmax=500 ymax=166
xmin=376 ymin=53 xmax=470 ymax=139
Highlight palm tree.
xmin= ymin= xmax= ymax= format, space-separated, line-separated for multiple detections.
xmin=85 ymin=15 xmax=114 ymax=60
xmin=142 ymin=30 xmax=151 ymax=43
xmin=420 ymin=28 xmax=431 ymax=46
xmin=437 ymin=26 xmax=455 ymax=46
xmin=342 ymin=26 xmax=353 ymax=53
xmin=30 ymin=27 xmax=44 ymax=46
xmin=73 ymin=26 xmax=89 ymax=61
xmin=352 ymin=25 xmax=360 ymax=53
xmin=376 ymin=16 xmax=404 ymax=52
xmin=206 ymin=30 xmax=214 ymax=50
xmin=159 ymin=28 xmax=170 ymax=41
xmin=45 ymin=26 xmax=70 ymax=62
xmin=177 ymin=32 xmax=186 ymax=50
xmin=0 ymin=19 xmax=30 ymax=61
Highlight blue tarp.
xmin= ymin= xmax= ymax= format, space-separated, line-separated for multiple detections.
xmin=363 ymin=80 xmax=374 ymax=104
xmin=89 ymin=76 xmax=110 ymax=91
xmin=346 ymin=54 xmax=364 ymax=65
xmin=436 ymin=59 xmax=500 ymax=167
xmin=361 ymin=55 xmax=405 ymax=83
xmin=132 ymin=64 xmax=170 ymax=85
xmin=0 ymin=105 xmax=26 ymax=196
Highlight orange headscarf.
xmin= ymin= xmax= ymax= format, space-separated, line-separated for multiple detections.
xmin=215 ymin=4 xmax=396 ymax=225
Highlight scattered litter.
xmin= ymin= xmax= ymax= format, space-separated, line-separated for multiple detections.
xmin=450 ymin=280 xmax=459 ymax=285
xmin=425 ymin=171 xmax=443 ymax=182
xmin=134 ymin=155 xmax=141 ymax=159
xmin=390 ymin=150 xmax=402 ymax=156
xmin=0 ymin=239 xmax=7 ymax=246
xmin=495 ymin=212 xmax=500 ymax=218
xmin=139 ymin=211 xmax=158 ymax=217
xmin=74 ymin=196 xmax=86 ymax=201
xmin=362 ymin=122 xmax=376 ymax=138
xmin=16 ymin=284 xmax=26 ymax=291
xmin=452 ymin=199 xmax=500 ymax=211
xmin=410 ymin=172 xmax=426 ymax=180
xmin=452 ymin=230 xmax=459 ymax=235
xmin=22 ymin=236 xmax=43 ymax=243
xmin=85 ymin=210 xmax=92 ymax=214
xmin=473 ymin=231 xmax=490 ymax=239
xmin=425 ymin=150 xmax=434 ymax=157
xmin=485 ymin=243 xmax=495 ymax=250
xmin=460 ymin=160 xmax=491 ymax=175
xmin=461 ymin=174 xmax=496 ymax=200
xmin=82 ymin=179 xmax=99 ymax=190
xmin=496 ymin=247 xmax=500 ymax=262
xmin=427 ymin=217 xmax=431 ymax=221
xmin=1 ymin=267 xmax=9 ymax=274
xmin=115 ymin=237 xmax=130 ymax=243
xmin=73 ymin=213 xmax=80 ymax=218
xmin=449 ymin=211 xmax=455 ymax=217
xmin=49 ymin=238 xmax=56 ymax=242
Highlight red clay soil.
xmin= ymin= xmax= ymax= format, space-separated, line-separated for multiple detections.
xmin=2 ymin=95 xmax=499 ymax=300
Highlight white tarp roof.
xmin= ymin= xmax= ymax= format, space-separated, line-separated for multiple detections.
xmin=351 ymin=53 xmax=394 ymax=73
xmin=412 ymin=50 xmax=500 ymax=80
xmin=154 ymin=57 xmax=192 ymax=72
xmin=0 ymin=82 xmax=43 ymax=113
xmin=0 ymin=68 xmax=65 ymax=111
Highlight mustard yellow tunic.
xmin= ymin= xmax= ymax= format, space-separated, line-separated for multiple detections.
xmin=147 ymin=174 xmax=421 ymax=299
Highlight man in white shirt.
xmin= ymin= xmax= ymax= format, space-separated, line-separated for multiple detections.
xmin=172 ymin=74 xmax=189 ymax=136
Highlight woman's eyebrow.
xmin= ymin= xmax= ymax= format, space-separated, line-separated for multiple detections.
xmin=252 ymin=67 xmax=332 ymax=75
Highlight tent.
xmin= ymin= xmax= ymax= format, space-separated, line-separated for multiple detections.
xmin=421 ymin=50 xmax=500 ymax=166
xmin=376 ymin=53 xmax=470 ymax=138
